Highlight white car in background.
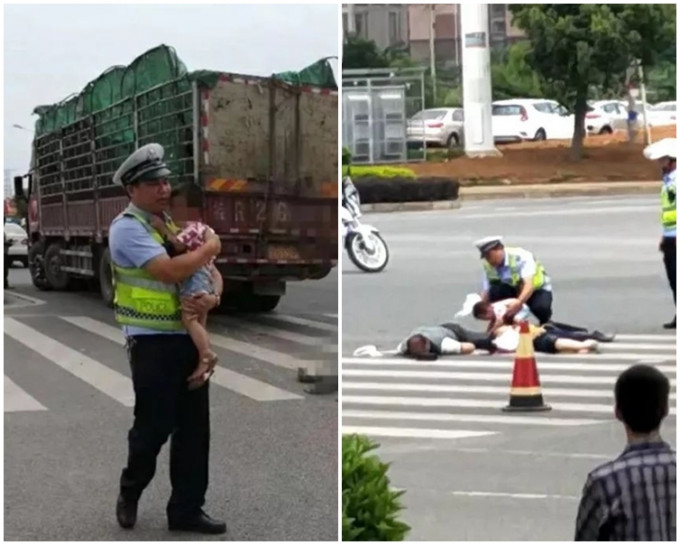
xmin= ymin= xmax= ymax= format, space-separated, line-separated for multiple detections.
xmin=407 ymin=107 xmax=465 ymax=148
xmin=491 ymin=98 xmax=574 ymax=143
xmin=647 ymin=101 xmax=677 ymax=127
xmin=585 ymin=100 xmax=628 ymax=134
xmin=4 ymin=222 xmax=28 ymax=267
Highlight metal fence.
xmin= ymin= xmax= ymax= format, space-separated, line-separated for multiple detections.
xmin=342 ymin=67 xmax=427 ymax=164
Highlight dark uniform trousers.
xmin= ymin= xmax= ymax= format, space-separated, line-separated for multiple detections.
xmin=661 ymin=236 xmax=677 ymax=306
xmin=119 ymin=334 xmax=209 ymax=520
xmin=487 ymin=282 xmax=553 ymax=324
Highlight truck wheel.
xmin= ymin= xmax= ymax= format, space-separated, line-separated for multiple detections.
xmin=44 ymin=243 xmax=71 ymax=291
xmin=28 ymin=241 xmax=52 ymax=291
xmin=99 ymin=248 xmax=114 ymax=308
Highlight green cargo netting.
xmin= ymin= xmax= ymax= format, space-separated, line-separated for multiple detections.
xmin=274 ymin=57 xmax=337 ymax=90
xmin=34 ymin=44 xmax=187 ymax=137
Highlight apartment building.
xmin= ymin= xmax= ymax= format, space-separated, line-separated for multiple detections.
xmin=409 ymin=4 xmax=525 ymax=66
xmin=342 ymin=4 xmax=409 ymax=51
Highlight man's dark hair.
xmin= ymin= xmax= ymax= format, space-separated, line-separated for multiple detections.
xmin=472 ymin=301 xmax=491 ymax=319
xmin=615 ymin=364 xmax=670 ymax=433
xmin=406 ymin=335 xmax=437 ymax=360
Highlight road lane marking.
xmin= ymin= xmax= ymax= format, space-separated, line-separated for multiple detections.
xmin=60 ymin=316 xmax=303 ymax=402
xmin=614 ymin=334 xmax=676 ymax=342
xmin=5 ymin=317 xmax=135 ymax=407
xmin=4 ymin=376 xmax=47 ymax=412
xmin=342 ymin=395 xmax=677 ymax=415
xmin=213 ymin=316 xmax=327 ymax=346
xmin=265 ymin=313 xmax=338 ymax=333
xmin=341 ymin=382 xmax=676 ymax=400
xmin=341 ymin=426 xmax=498 ymax=440
xmin=342 ymin=369 xmax=676 ymax=387
xmin=342 ymin=358 xmax=676 ymax=374
xmin=342 ymin=409 xmax=603 ymax=427
xmin=451 ymin=491 xmax=580 ymax=501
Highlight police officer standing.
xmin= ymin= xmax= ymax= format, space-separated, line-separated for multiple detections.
xmin=109 ymin=143 xmax=226 ymax=534
xmin=644 ymin=137 xmax=677 ymax=329
xmin=474 ymin=236 xmax=553 ymax=324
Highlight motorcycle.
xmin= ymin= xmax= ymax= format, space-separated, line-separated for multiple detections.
xmin=341 ymin=176 xmax=389 ymax=273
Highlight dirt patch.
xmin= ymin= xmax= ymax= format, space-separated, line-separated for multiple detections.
xmin=403 ymin=126 xmax=677 ymax=185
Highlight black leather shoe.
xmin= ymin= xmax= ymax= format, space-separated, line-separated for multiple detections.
xmin=592 ymin=330 xmax=615 ymax=343
xmin=663 ymin=318 xmax=676 ymax=329
xmin=116 ymin=495 xmax=138 ymax=529
xmin=168 ymin=511 xmax=227 ymax=534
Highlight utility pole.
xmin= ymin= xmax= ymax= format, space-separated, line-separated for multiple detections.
xmin=429 ymin=5 xmax=437 ymax=105
xmin=460 ymin=3 xmax=501 ymax=157
xmin=638 ymin=60 xmax=652 ymax=145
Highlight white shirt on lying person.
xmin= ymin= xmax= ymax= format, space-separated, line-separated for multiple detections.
xmin=491 ymin=298 xmax=532 ymax=324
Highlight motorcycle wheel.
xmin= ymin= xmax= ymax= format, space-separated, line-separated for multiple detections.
xmin=346 ymin=231 xmax=389 ymax=273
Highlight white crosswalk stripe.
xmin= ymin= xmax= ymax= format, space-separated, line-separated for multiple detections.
xmin=5 ymin=311 xmax=337 ymax=412
xmin=342 ymin=335 xmax=676 ymax=440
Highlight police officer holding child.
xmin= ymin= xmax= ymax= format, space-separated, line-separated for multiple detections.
xmin=109 ymin=143 xmax=226 ymax=534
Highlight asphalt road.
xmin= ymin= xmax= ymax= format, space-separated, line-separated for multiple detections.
xmin=341 ymin=195 xmax=677 ymax=541
xmin=5 ymin=266 xmax=338 ymax=541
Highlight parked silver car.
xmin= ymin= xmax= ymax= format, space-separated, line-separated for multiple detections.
xmin=407 ymin=107 xmax=464 ymax=148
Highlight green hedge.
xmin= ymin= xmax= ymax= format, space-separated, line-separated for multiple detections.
xmin=353 ymin=176 xmax=460 ymax=203
xmin=342 ymin=165 xmax=416 ymax=179
xmin=342 ymin=434 xmax=410 ymax=541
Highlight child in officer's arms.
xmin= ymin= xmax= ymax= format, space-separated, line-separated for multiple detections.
xmin=150 ymin=216 xmax=223 ymax=386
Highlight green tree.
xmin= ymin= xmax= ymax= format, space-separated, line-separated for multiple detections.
xmin=491 ymin=41 xmax=544 ymax=100
xmin=342 ymin=37 xmax=389 ymax=69
xmin=509 ymin=4 xmax=676 ymax=160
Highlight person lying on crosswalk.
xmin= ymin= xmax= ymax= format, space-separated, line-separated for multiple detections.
xmin=471 ymin=299 xmax=615 ymax=343
xmin=151 ymin=216 xmax=223 ymax=388
xmin=397 ymin=323 xmax=496 ymax=360
xmin=397 ymin=320 xmax=599 ymax=358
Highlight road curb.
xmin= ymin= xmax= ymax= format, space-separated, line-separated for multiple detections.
xmin=360 ymin=181 xmax=660 ymax=213
xmin=360 ymin=200 xmax=461 ymax=214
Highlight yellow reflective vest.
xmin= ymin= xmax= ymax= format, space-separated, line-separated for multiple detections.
xmin=112 ymin=210 xmax=183 ymax=331
xmin=482 ymin=247 xmax=547 ymax=290
xmin=661 ymin=172 xmax=676 ymax=233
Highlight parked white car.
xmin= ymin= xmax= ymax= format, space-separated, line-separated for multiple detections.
xmin=647 ymin=101 xmax=677 ymax=127
xmin=585 ymin=100 xmax=628 ymax=134
xmin=491 ymin=98 xmax=574 ymax=143
xmin=407 ymin=107 xmax=465 ymax=148
xmin=4 ymin=222 xmax=28 ymax=267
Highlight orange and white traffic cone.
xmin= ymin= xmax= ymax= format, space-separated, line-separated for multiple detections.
xmin=502 ymin=320 xmax=551 ymax=412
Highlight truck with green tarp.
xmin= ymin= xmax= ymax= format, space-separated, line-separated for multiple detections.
xmin=15 ymin=44 xmax=338 ymax=312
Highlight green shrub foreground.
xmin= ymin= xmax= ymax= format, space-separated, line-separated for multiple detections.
xmin=342 ymin=434 xmax=411 ymax=541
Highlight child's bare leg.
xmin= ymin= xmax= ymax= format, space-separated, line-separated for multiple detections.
xmin=182 ymin=310 xmax=215 ymax=362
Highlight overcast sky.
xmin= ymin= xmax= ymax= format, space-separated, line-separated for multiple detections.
xmin=3 ymin=3 xmax=339 ymax=174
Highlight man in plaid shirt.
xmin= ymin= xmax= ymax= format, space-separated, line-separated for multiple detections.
xmin=575 ymin=364 xmax=676 ymax=541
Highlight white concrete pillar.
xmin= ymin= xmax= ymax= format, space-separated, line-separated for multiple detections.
xmin=461 ymin=3 xmax=501 ymax=157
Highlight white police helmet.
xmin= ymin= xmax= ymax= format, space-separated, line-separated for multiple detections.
xmin=113 ymin=143 xmax=172 ymax=186
xmin=643 ymin=138 xmax=677 ymax=161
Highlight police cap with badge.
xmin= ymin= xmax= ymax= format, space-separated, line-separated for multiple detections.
xmin=113 ymin=143 xmax=172 ymax=187
xmin=474 ymin=235 xmax=504 ymax=257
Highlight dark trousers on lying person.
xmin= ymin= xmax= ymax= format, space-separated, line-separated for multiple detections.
xmin=487 ymin=283 xmax=553 ymax=324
